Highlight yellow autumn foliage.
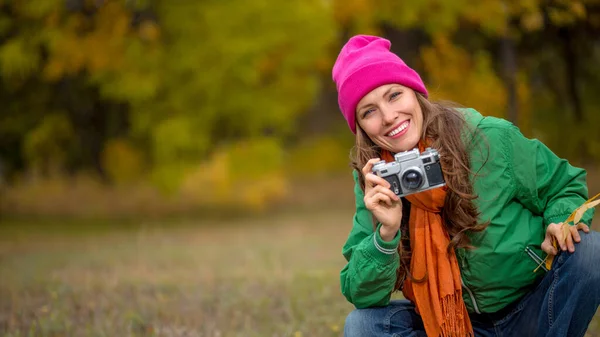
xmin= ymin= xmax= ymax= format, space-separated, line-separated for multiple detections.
xmin=285 ymin=136 xmax=351 ymax=178
xmin=22 ymin=114 xmax=75 ymax=174
xmin=101 ymin=139 xmax=144 ymax=185
xmin=421 ymin=35 xmax=507 ymax=117
xmin=1 ymin=0 xmax=599 ymax=218
xmin=180 ymin=138 xmax=288 ymax=212
xmin=42 ymin=2 xmax=131 ymax=81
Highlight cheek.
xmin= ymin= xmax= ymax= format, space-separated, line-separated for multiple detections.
xmin=361 ymin=121 xmax=381 ymax=137
xmin=413 ymin=108 xmax=423 ymax=126
xmin=413 ymin=119 xmax=422 ymax=135
xmin=414 ymin=115 xmax=423 ymax=128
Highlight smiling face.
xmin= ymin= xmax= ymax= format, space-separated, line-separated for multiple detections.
xmin=355 ymin=84 xmax=423 ymax=153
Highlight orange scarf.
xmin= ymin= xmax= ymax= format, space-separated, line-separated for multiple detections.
xmin=381 ymin=149 xmax=473 ymax=337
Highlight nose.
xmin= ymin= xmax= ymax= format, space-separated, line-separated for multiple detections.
xmin=381 ymin=105 xmax=397 ymax=125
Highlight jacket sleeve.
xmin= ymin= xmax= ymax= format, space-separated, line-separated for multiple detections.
xmin=507 ymin=125 xmax=594 ymax=226
xmin=340 ymin=170 xmax=401 ymax=308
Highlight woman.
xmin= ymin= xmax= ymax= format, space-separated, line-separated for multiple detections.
xmin=332 ymin=35 xmax=600 ymax=337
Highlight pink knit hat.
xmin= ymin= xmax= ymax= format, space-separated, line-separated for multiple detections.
xmin=332 ymin=35 xmax=428 ymax=134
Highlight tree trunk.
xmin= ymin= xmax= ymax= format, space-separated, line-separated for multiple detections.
xmin=501 ymin=30 xmax=518 ymax=126
xmin=560 ymin=28 xmax=583 ymax=124
xmin=559 ymin=27 xmax=588 ymax=165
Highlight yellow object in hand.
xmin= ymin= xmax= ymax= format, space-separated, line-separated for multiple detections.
xmin=541 ymin=192 xmax=600 ymax=271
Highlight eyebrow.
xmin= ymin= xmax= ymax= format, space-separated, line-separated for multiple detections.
xmin=382 ymin=86 xmax=396 ymax=98
xmin=356 ymin=86 xmax=400 ymax=113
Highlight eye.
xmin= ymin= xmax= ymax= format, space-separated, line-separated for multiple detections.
xmin=390 ymin=92 xmax=401 ymax=100
xmin=362 ymin=108 xmax=375 ymax=118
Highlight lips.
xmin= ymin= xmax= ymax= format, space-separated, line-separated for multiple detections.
xmin=386 ymin=120 xmax=410 ymax=138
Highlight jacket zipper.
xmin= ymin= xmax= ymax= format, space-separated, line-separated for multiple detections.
xmin=461 ymin=277 xmax=481 ymax=314
xmin=525 ymin=246 xmax=548 ymax=272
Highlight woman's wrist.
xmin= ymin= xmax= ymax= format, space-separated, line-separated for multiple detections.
xmin=379 ymin=225 xmax=399 ymax=242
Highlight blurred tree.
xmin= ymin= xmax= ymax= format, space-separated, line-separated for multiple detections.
xmin=132 ymin=0 xmax=336 ymax=191
xmin=100 ymin=138 xmax=143 ymax=185
xmin=0 ymin=0 xmax=336 ymax=193
xmin=0 ymin=0 xmax=132 ymax=179
xmin=22 ymin=113 xmax=75 ymax=176
xmin=331 ymin=0 xmax=600 ymax=162
xmin=1 ymin=0 xmax=599 ymax=216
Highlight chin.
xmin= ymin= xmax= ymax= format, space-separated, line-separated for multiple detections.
xmin=394 ymin=139 xmax=419 ymax=152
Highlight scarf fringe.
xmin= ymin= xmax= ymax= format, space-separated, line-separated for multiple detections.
xmin=439 ymin=293 xmax=473 ymax=337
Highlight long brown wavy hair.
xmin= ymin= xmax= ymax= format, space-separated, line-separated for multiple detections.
xmin=351 ymin=93 xmax=489 ymax=291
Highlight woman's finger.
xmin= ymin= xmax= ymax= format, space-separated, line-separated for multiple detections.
xmin=375 ymin=193 xmax=393 ymax=207
xmin=576 ymin=222 xmax=590 ymax=233
xmin=565 ymin=228 xmax=575 ymax=253
xmin=546 ymin=223 xmax=566 ymax=251
xmin=364 ymin=175 xmax=399 ymax=201
xmin=541 ymin=233 xmax=557 ymax=255
xmin=371 ymin=184 xmax=399 ymax=201
xmin=365 ymin=190 xmax=393 ymax=208
xmin=571 ymin=225 xmax=582 ymax=243
xmin=365 ymin=172 xmax=391 ymax=189
xmin=364 ymin=185 xmax=395 ymax=204
xmin=362 ymin=158 xmax=382 ymax=177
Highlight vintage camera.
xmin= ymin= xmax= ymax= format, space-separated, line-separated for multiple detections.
xmin=372 ymin=147 xmax=445 ymax=197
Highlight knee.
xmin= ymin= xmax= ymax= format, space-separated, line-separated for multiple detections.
xmin=344 ymin=309 xmax=375 ymax=337
xmin=567 ymin=230 xmax=600 ymax=282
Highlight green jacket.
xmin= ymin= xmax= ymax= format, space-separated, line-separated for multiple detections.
xmin=340 ymin=108 xmax=594 ymax=313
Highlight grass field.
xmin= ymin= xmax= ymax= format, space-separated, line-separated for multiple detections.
xmin=0 ymin=209 xmax=357 ymax=337
xmin=1 ymin=206 xmax=599 ymax=336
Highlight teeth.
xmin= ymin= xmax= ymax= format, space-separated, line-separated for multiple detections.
xmin=387 ymin=121 xmax=409 ymax=137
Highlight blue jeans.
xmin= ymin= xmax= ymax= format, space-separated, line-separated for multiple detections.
xmin=344 ymin=231 xmax=600 ymax=337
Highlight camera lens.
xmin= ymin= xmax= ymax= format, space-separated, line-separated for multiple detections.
xmin=402 ymin=169 xmax=423 ymax=190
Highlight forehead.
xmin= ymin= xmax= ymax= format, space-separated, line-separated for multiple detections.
xmin=357 ymin=84 xmax=406 ymax=108
xmin=364 ymin=84 xmax=405 ymax=100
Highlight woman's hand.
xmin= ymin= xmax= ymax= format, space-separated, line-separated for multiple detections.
xmin=541 ymin=222 xmax=590 ymax=255
xmin=362 ymin=158 xmax=403 ymax=241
